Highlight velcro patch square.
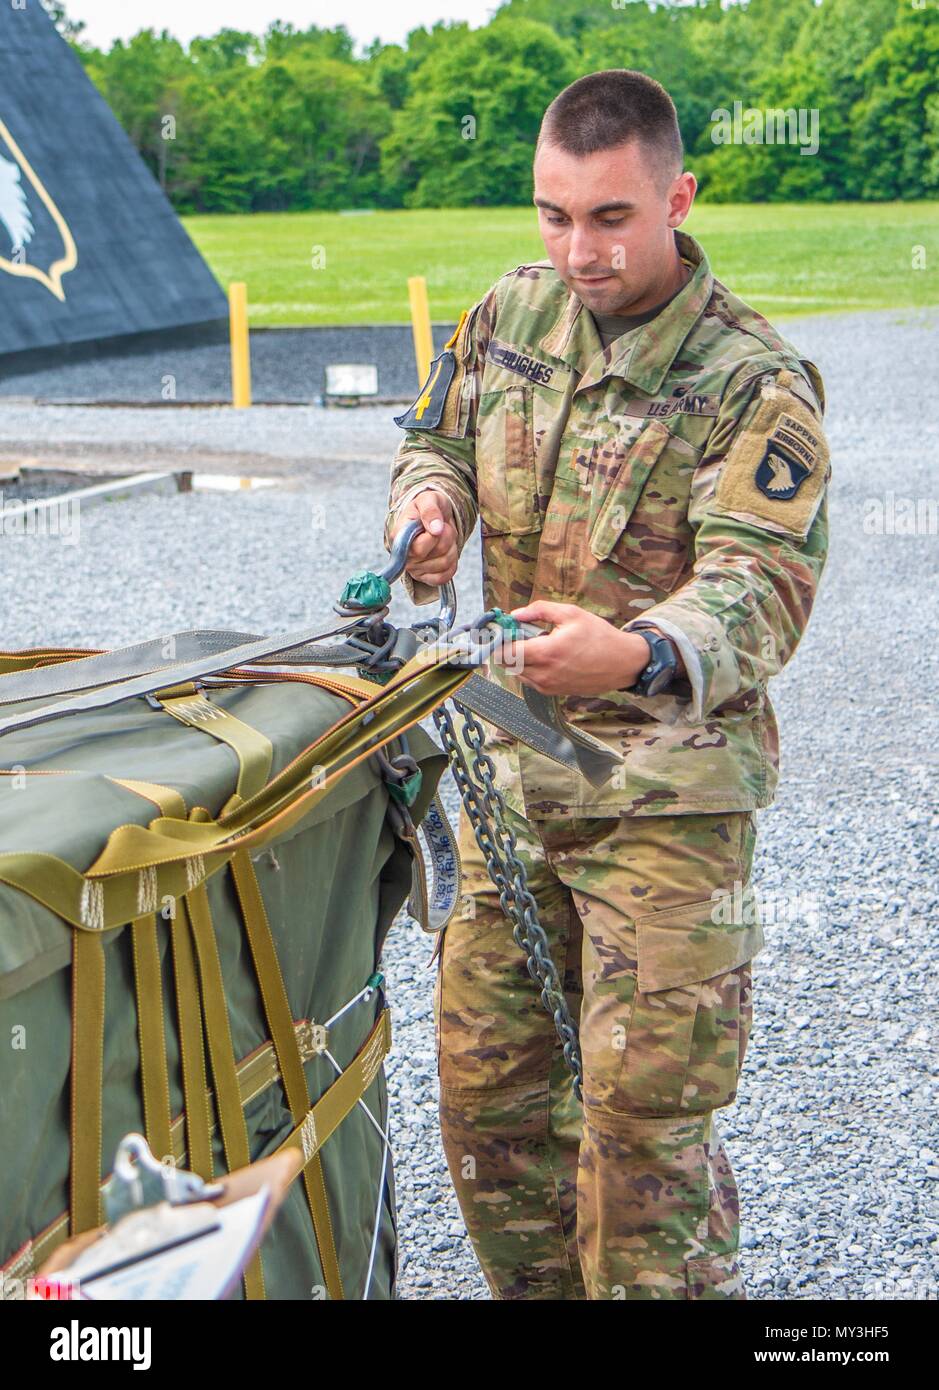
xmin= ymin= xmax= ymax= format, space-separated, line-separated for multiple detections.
xmin=714 ymin=387 xmax=829 ymax=540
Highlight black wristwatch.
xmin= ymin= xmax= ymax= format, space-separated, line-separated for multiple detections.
xmin=626 ymin=626 xmax=679 ymax=697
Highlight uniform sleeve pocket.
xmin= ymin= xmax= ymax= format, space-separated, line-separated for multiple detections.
xmin=635 ymin=892 xmax=764 ymax=994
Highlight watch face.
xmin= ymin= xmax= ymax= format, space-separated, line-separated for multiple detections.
xmin=646 ymin=666 xmax=673 ymax=697
xmin=637 ymin=631 xmax=677 ymax=696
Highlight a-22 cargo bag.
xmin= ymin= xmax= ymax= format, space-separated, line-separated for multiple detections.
xmin=0 ymin=658 xmax=448 ymax=1300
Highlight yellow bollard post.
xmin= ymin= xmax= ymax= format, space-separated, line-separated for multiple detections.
xmin=229 ymin=282 xmax=252 ymax=408
xmin=407 ymin=275 xmax=434 ymax=388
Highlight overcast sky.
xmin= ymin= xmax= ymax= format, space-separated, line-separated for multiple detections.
xmin=67 ymin=0 xmax=502 ymax=51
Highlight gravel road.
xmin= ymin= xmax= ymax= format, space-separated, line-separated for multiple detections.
xmin=0 ymin=306 xmax=935 ymax=1301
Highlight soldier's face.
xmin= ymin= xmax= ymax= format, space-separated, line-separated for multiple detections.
xmin=533 ymin=138 xmax=695 ymax=314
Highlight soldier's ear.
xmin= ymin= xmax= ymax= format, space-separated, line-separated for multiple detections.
xmin=667 ymin=171 xmax=696 ymax=227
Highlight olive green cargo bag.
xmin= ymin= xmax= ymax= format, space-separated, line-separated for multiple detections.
xmin=0 ymin=657 xmax=451 ymax=1300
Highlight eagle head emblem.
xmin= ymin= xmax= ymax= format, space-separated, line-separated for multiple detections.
xmin=764 ymin=452 xmax=796 ymax=493
xmin=0 ymin=116 xmax=77 ymax=300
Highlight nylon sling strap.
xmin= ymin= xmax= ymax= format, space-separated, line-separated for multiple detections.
xmin=456 ymin=674 xmax=619 ymax=789
xmin=404 ymin=792 xmax=461 ymax=935
xmin=169 ymin=902 xmax=214 ymax=1182
xmin=0 ymin=628 xmax=363 ymax=706
xmin=183 ymin=883 xmax=265 ymax=1300
xmin=161 ymin=688 xmax=344 ymax=1297
xmin=231 ymin=851 xmax=344 ymax=1300
xmin=69 ymin=930 xmax=105 ymax=1237
xmin=2 ymin=1010 xmax=359 ymax=1282
xmin=0 ymin=623 xmax=373 ymax=729
xmin=130 ymin=916 xmax=173 ymax=1166
xmin=276 ymin=1009 xmax=392 ymax=1167
xmin=0 ymin=630 xmax=622 ymax=788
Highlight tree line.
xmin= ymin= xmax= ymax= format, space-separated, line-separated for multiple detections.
xmin=44 ymin=0 xmax=939 ymax=211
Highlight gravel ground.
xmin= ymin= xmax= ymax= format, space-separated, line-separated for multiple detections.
xmin=0 ymin=306 xmax=935 ymax=1301
xmin=0 ymin=399 xmax=403 ymax=476
xmin=0 ymin=323 xmax=458 ymax=405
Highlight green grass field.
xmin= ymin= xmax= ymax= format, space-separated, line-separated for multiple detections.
xmin=183 ymin=202 xmax=937 ymax=326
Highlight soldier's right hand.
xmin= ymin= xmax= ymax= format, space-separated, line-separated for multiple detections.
xmin=393 ymin=489 xmax=459 ymax=586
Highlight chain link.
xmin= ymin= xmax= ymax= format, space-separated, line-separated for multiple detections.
xmin=432 ymin=700 xmax=583 ymax=1100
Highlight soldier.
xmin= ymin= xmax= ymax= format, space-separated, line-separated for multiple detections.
xmin=385 ymin=69 xmax=829 ymax=1300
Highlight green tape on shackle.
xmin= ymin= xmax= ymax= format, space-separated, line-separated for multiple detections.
xmin=489 ymin=608 xmax=519 ymax=638
xmin=387 ymin=769 xmax=423 ymax=808
xmin=340 ymin=571 xmax=392 ymax=609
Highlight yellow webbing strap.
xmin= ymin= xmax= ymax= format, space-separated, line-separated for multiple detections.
xmin=0 ymin=654 xmax=470 ymax=931
xmin=158 ymin=692 xmax=273 ymax=804
xmin=277 ymin=1009 xmax=391 ymax=1164
xmin=130 ymin=915 xmax=174 ymax=1166
xmin=121 ymin=779 xmax=187 ymax=1170
xmin=230 ymin=849 xmax=344 ymax=1300
xmin=6 ymin=1015 xmax=325 ymax=1281
xmin=169 ymin=902 xmax=213 ymax=1182
xmin=0 ymin=647 xmax=101 ymax=675
xmin=183 ymin=884 xmax=265 ymax=1300
xmin=111 ymin=778 xmax=187 ymax=820
xmin=69 ymin=930 xmax=105 ymax=1237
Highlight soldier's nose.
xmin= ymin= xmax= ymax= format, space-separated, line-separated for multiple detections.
xmin=567 ymin=227 xmax=602 ymax=271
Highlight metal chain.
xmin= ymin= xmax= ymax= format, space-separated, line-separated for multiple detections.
xmin=432 ymin=700 xmax=583 ymax=1100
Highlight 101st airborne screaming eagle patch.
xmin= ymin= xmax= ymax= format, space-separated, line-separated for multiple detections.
xmin=755 ymin=412 xmax=819 ymax=500
xmin=714 ymin=374 xmax=830 ymax=539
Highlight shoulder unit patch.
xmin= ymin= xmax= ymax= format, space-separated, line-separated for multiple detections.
xmin=394 ymin=350 xmax=458 ymax=432
xmin=394 ymin=310 xmax=474 ymax=434
xmin=755 ymin=440 xmax=812 ymax=500
xmin=714 ymin=384 xmax=830 ymax=540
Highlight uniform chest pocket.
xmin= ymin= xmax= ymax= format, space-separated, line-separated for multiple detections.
xmin=476 ymin=385 xmax=542 ymax=536
xmin=588 ymin=418 xmax=695 ymax=594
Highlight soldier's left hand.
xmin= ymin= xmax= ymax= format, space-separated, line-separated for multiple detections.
xmin=495 ymin=600 xmax=653 ymax=696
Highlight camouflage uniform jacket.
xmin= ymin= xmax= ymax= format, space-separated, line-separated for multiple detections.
xmin=384 ymin=230 xmax=830 ymax=820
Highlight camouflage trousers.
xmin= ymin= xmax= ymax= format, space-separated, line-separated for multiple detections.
xmin=435 ymin=801 xmax=763 ymax=1300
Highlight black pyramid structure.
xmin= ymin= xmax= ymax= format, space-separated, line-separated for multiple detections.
xmin=0 ymin=0 xmax=227 ymax=364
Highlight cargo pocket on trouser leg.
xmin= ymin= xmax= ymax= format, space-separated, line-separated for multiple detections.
xmin=619 ymin=889 xmax=763 ymax=1116
xmin=579 ymin=886 xmax=762 ymax=1299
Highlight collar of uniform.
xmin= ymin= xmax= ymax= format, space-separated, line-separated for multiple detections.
xmin=538 ymin=231 xmax=714 ymax=392
xmin=619 ymin=232 xmax=713 ymax=394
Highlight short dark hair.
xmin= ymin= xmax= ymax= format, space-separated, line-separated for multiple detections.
xmin=538 ymin=69 xmax=683 ymax=180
